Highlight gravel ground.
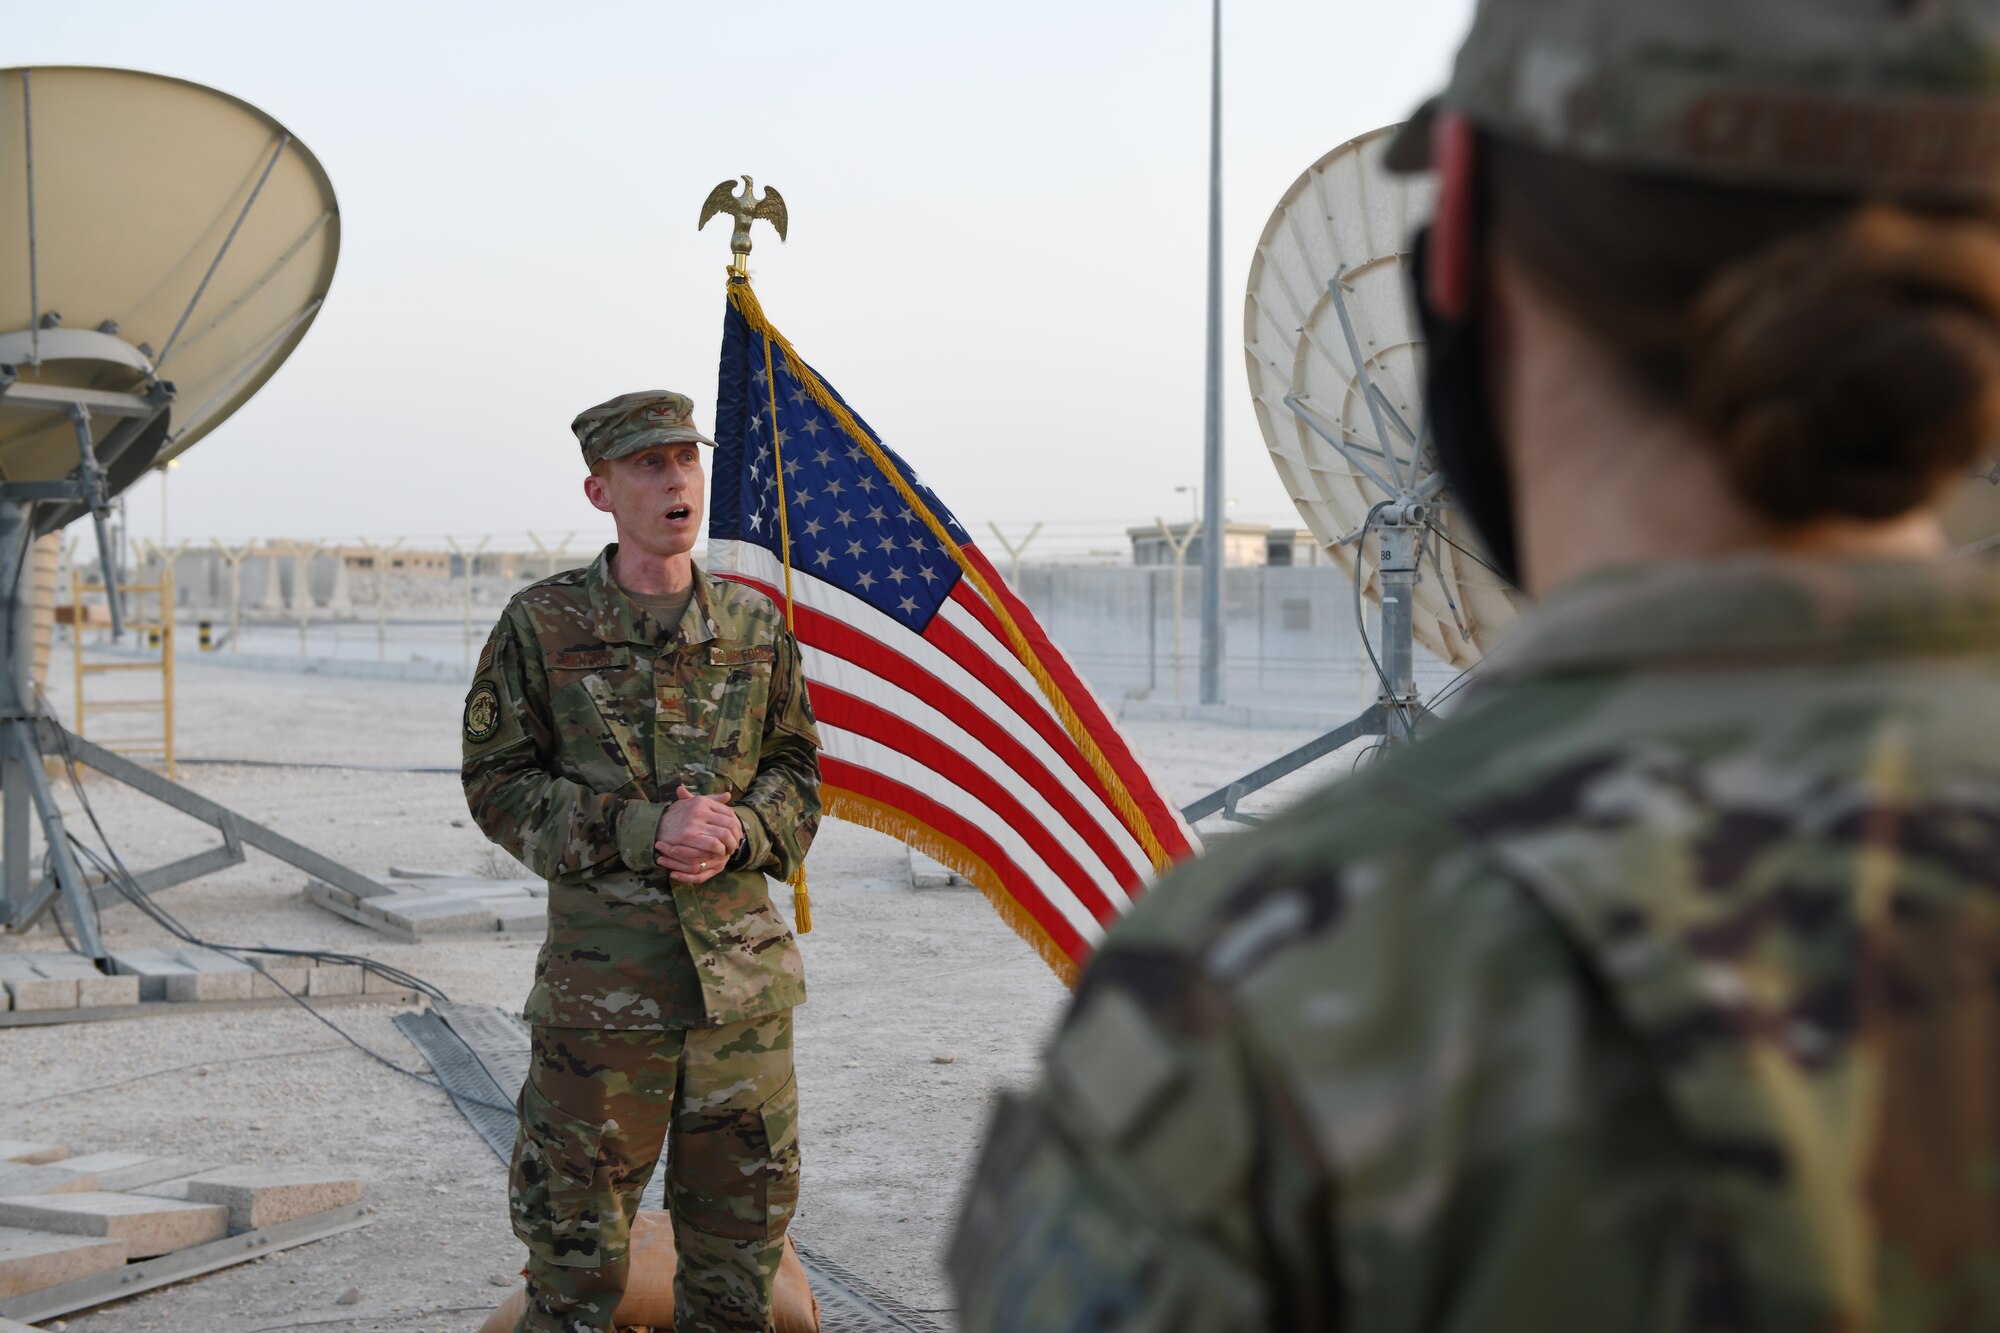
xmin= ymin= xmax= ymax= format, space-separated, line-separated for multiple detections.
xmin=1 ymin=655 xmax=1353 ymax=1331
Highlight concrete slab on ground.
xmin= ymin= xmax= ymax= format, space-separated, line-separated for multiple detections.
xmin=0 ymin=979 xmax=74 ymax=1012
xmin=0 ymin=1225 xmax=128 ymax=1300
xmin=247 ymin=965 xmax=311 ymax=1001
xmin=162 ymin=950 xmax=255 ymax=1003
xmin=305 ymin=964 xmax=362 ymax=996
xmin=0 ymin=955 xmax=139 ymax=1009
xmin=62 ymin=1155 xmax=214 ymax=1193
xmin=6 ymin=950 xmax=409 ymax=1021
xmin=0 ymin=1148 xmax=63 ymax=1168
xmin=908 ymin=848 xmax=970 ymax=889
xmin=0 ymin=1193 xmax=229 ymax=1259
xmin=305 ymin=873 xmax=547 ymax=939
xmin=106 ymin=948 xmax=197 ymax=1001
xmin=181 ymin=1167 xmax=362 ymax=1230
xmin=0 ymin=1166 xmax=96 ymax=1198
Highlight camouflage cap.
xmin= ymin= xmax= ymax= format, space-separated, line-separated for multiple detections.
xmin=572 ymin=390 xmax=717 ymax=467
xmin=1385 ymin=0 xmax=2000 ymax=198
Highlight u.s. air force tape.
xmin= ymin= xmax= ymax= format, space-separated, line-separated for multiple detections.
xmin=464 ymin=683 xmax=501 ymax=743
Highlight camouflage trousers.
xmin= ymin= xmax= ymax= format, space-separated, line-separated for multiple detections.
xmin=509 ymin=1013 xmax=800 ymax=1333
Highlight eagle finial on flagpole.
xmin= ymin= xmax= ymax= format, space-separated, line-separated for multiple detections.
xmin=699 ymin=174 xmax=789 ymax=280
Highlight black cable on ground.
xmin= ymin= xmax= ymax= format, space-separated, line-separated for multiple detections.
xmin=4 ymin=1044 xmax=349 ymax=1109
xmin=242 ymin=1305 xmax=498 ymax=1333
xmin=37 ymin=697 xmax=515 ymax=1116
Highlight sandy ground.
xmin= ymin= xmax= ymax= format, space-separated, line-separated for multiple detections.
xmin=1 ymin=654 xmax=1353 ymax=1332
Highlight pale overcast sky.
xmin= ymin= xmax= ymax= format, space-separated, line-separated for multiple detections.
xmin=13 ymin=0 xmax=1473 ymax=555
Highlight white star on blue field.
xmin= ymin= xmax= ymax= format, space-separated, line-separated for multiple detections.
xmin=711 ymin=301 xmax=975 ymax=633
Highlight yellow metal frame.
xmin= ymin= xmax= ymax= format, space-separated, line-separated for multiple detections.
xmin=70 ymin=565 xmax=176 ymax=780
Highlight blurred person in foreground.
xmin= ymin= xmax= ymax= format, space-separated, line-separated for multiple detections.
xmin=950 ymin=1 xmax=2000 ymax=1328
xmin=462 ymin=391 xmax=820 ymax=1333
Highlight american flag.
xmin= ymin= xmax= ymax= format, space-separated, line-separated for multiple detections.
xmin=706 ymin=282 xmax=1198 ymax=984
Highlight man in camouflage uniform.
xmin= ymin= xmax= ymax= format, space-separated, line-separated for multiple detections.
xmin=950 ymin=3 xmax=2000 ymax=1329
xmin=463 ymin=389 xmax=820 ymax=1333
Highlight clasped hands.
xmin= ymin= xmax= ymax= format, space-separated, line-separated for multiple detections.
xmin=654 ymin=783 xmax=745 ymax=885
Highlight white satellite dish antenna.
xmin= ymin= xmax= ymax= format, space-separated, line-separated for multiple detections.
xmin=0 ymin=67 xmax=373 ymax=961
xmin=1247 ymin=124 xmax=1521 ymax=668
xmin=1185 ymin=126 xmax=1523 ymax=824
xmin=0 ymin=67 xmax=339 ymax=533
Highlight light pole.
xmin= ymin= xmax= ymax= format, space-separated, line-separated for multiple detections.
xmin=1199 ymin=0 xmax=1226 ymax=705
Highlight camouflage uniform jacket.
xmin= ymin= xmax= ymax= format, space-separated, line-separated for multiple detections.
xmin=951 ymin=556 xmax=2000 ymax=1332
xmin=462 ymin=547 xmax=821 ymax=1030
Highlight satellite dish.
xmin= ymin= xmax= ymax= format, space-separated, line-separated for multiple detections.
xmin=0 ymin=69 xmax=363 ymax=967
xmin=1243 ymin=125 xmax=1521 ymax=671
xmin=1189 ymin=126 xmax=1520 ymax=824
xmin=0 ymin=66 xmax=340 ymax=536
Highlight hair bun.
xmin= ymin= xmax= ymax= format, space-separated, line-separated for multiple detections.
xmin=1687 ymin=207 xmax=2000 ymax=524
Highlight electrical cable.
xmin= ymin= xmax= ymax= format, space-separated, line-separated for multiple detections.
xmin=241 ymin=1306 xmax=499 ymax=1333
xmin=64 ymin=831 xmax=514 ymax=1116
xmin=5 ymin=1044 xmax=349 ymax=1109
xmin=1393 ymin=516 xmax=1508 ymax=719
xmin=36 ymin=692 xmax=515 ymax=1115
xmin=1424 ymin=663 xmax=1482 ymax=716
xmin=36 ymin=684 xmax=443 ymax=997
xmin=1425 ymin=517 xmax=1507 ymax=580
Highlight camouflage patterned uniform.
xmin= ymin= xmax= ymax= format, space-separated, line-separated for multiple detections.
xmin=954 ymin=4 xmax=2000 ymax=1328
xmin=464 ymin=394 xmax=820 ymax=1333
xmin=951 ymin=559 xmax=2000 ymax=1330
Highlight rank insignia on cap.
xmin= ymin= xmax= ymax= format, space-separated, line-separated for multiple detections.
xmin=464 ymin=684 xmax=501 ymax=743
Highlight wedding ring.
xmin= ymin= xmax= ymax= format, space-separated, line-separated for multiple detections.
xmin=699 ymin=860 xmax=708 ymax=870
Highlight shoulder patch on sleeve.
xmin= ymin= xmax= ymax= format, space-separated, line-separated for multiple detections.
xmin=464 ymin=683 xmax=501 ymax=743
xmin=1053 ymin=988 xmax=1187 ymax=1144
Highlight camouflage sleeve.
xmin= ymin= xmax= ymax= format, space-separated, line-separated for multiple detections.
xmin=951 ymin=794 xmax=1698 ymax=1333
xmin=948 ymin=957 xmax=1321 ymax=1333
xmin=460 ymin=610 xmax=664 ymax=880
xmin=731 ymin=627 xmax=822 ymax=879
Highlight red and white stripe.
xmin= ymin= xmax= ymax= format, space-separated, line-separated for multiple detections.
xmin=711 ymin=538 xmax=1198 ymax=973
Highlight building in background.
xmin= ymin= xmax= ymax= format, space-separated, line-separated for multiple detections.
xmin=1127 ymin=521 xmax=1324 ymax=568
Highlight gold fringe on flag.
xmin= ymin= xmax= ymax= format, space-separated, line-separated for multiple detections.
xmin=823 ymin=786 xmax=1081 ymax=988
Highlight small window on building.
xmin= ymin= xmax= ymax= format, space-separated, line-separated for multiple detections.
xmin=1282 ymin=598 xmax=1311 ymax=631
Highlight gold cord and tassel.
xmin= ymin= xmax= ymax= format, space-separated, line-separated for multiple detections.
xmin=761 ymin=330 xmax=813 ymax=934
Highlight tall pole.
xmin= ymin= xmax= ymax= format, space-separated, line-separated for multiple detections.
xmin=1198 ymin=0 xmax=1226 ymax=705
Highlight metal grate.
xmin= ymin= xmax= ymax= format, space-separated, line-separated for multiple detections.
xmin=397 ymin=1004 xmax=943 ymax=1333
xmin=395 ymin=1009 xmax=519 ymax=1156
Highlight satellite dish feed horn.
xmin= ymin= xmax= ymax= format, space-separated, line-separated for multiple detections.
xmin=0 ymin=67 xmax=377 ymax=960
